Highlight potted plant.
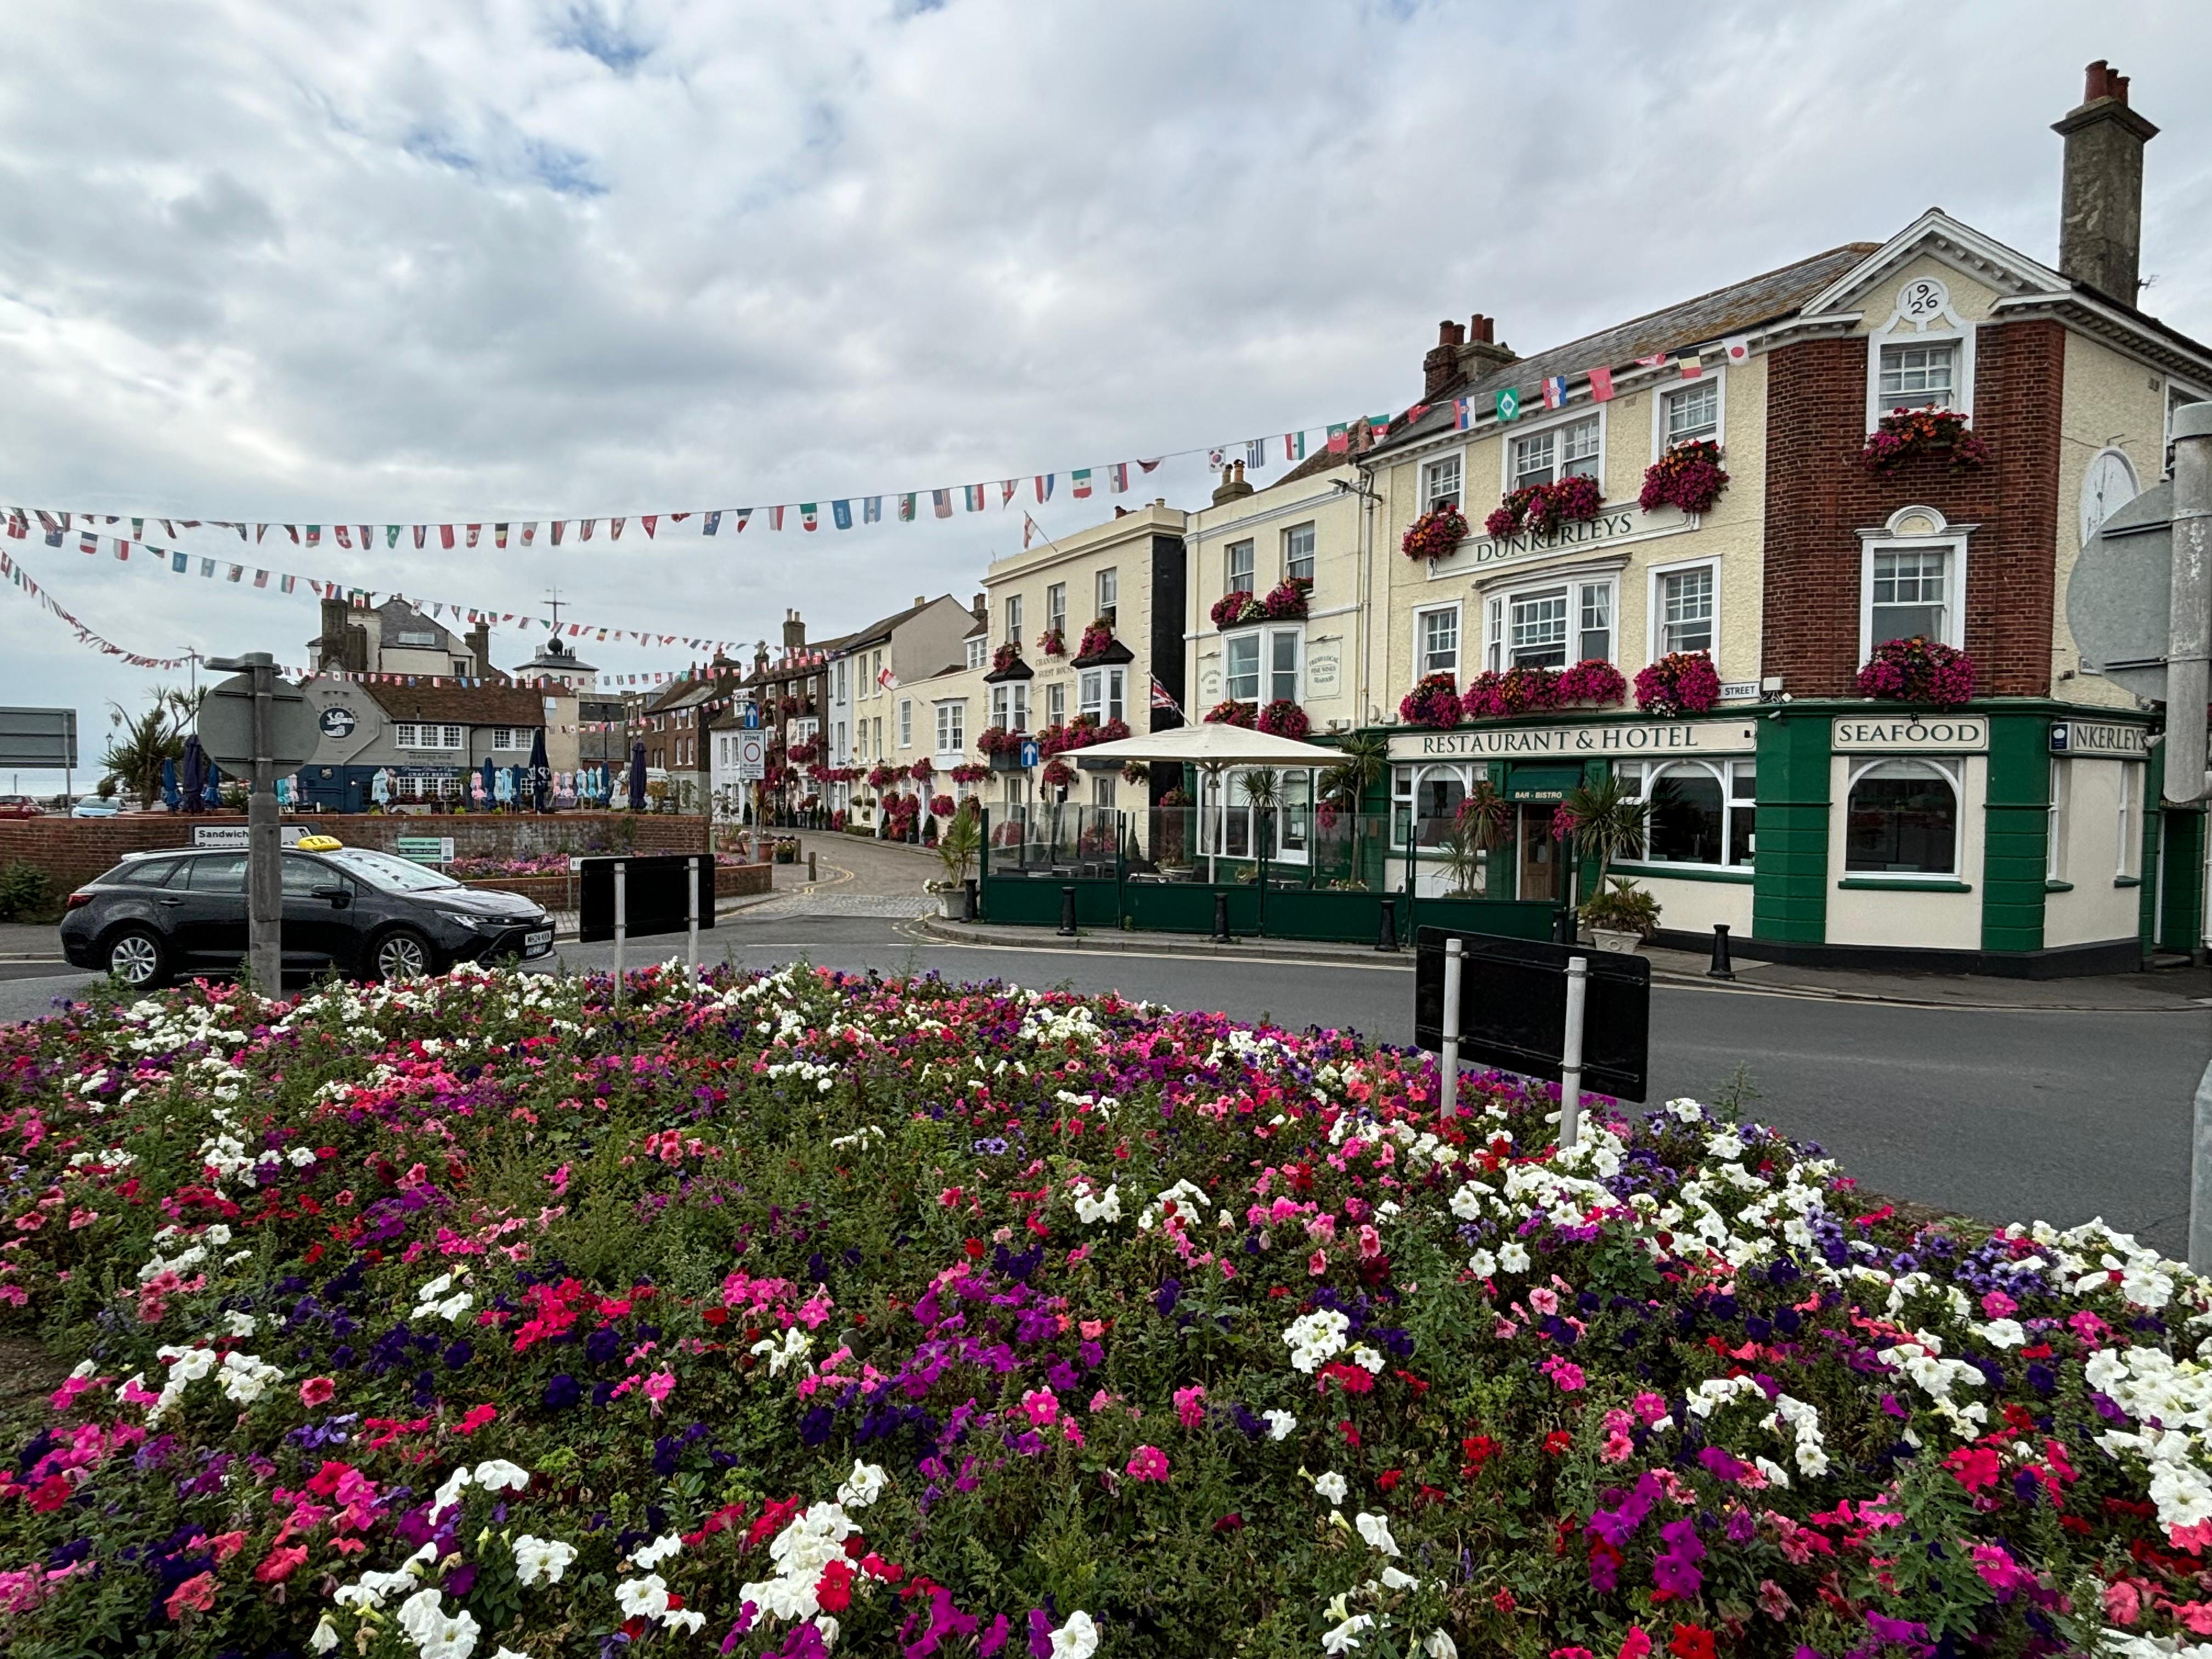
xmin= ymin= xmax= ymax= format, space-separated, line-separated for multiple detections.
xmin=932 ymin=803 xmax=982 ymax=919
xmin=1581 ymin=877 xmax=1662 ymax=952
xmin=1440 ymin=782 xmax=1508 ymax=898
xmin=1559 ymin=774 xmax=1656 ymax=951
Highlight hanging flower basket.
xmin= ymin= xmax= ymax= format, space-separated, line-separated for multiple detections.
xmin=1639 ymin=439 xmax=1730 ymax=515
xmin=1040 ymin=758 xmax=1076 ymax=789
xmin=1633 ymin=651 xmax=1723 ymax=716
xmin=990 ymin=641 xmax=1025 ymax=674
xmin=1256 ymin=700 xmax=1310 ymax=740
xmin=1558 ymin=658 xmax=1629 ymax=707
xmin=929 ymin=793 xmax=956 ymax=817
xmin=865 ymin=765 xmax=897 ymax=790
xmin=949 ymin=763 xmax=990 ymax=785
xmin=1075 ymin=619 xmax=1117 ymax=660
xmin=1397 ymin=673 xmax=1462 ymax=730
xmin=1037 ymin=627 xmax=1066 ymax=658
xmin=1261 ymin=578 xmax=1312 ymax=620
xmin=1860 ymin=408 xmax=1990 ymax=475
xmin=977 ymin=725 xmax=1023 ymax=757
xmin=1211 ymin=590 xmax=1265 ymax=630
xmin=1855 ymin=636 xmax=1977 ymax=706
xmin=1485 ymin=473 xmax=1605 ymax=539
xmin=1400 ymin=504 xmax=1470 ymax=563
xmin=1462 ymin=665 xmax=1566 ymax=719
xmin=1205 ymin=699 xmax=1257 ymax=729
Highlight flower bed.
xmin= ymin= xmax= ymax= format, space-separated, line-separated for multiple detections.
xmin=0 ymin=969 xmax=2206 ymax=1657
xmin=1856 ymin=636 xmax=1977 ymax=707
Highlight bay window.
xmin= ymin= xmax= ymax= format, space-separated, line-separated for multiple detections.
xmin=1079 ymin=667 xmax=1126 ymax=725
xmin=1045 ymin=682 xmax=1065 ymax=727
xmin=1224 ymin=634 xmax=1261 ymax=703
xmin=1483 ymin=578 xmax=1616 ymax=670
xmin=1509 ymin=415 xmax=1599 ymax=491
xmin=990 ymin=683 xmax=1029 ymax=732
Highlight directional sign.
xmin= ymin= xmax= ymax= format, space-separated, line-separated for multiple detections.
xmin=0 ymin=707 xmax=76 ymax=769
xmin=1413 ymin=927 xmax=1651 ymax=1102
xmin=736 ymin=731 xmax=766 ymax=780
xmin=739 ymin=703 xmax=761 ymax=730
xmin=198 ymin=672 xmax=319 ymax=772
xmin=1019 ymin=738 xmax=1041 ymax=769
xmin=2068 ymin=480 xmax=2173 ymax=701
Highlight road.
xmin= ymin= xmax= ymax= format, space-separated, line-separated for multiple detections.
xmin=4 ymin=910 xmax=2205 ymax=1256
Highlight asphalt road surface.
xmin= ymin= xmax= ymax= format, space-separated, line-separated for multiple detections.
xmin=4 ymin=916 xmax=2205 ymax=1257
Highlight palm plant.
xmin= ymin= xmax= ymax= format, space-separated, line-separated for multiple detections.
xmin=935 ymin=800 xmax=983 ymax=887
xmin=1440 ymin=779 xmax=1509 ymax=897
xmin=1320 ymin=731 xmax=1390 ymax=888
xmin=100 ymin=687 xmax=202 ymax=810
xmin=1560 ymin=773 xmax=1655 ymax=928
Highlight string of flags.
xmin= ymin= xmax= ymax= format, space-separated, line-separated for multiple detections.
xmin=1450 ymin=339 xmax=1751 ymax=430
xmin=0 ymin=548 xmax=193 ymax=669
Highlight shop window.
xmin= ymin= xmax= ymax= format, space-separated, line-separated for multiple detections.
xmin=1416 ymin=606 xmax=1459 ymax=677
xmin=1391 ymin=763 xmax=1474 ymax=850
xmin=1654 ymin=566 xmax=1715 ymax=656
xmin=1284 ymin=523 xmax=1316 ymax=583
xmin=2046 ymin=759 xmax=2067 ymax=882
xmin=1226 ymin=540 xmax=1255 ymax=596
xmin=1621 ymin=759 xmax=1756 ymax=868
xmin=1658 ymin=377 xmax=1720 ymax=448
xmin=1877 ymin=340 xmax=1960 ymax=413
xmin=1423 ymin=454 xmax=1462 ymax=511
xmin=1844 ymin=759 xmax=1958 ymax=875
xmin=1509 ymin=415 xmax=1599 ymax=491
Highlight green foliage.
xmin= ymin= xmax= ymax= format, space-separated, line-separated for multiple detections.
xmin=0 ymin=860 xmax=53 ymax=923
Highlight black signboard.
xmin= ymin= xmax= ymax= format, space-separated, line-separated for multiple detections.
xmin=1412 ymin=927 xmax=1651 ymax=1101
xmin=577 ymin=855 xmax=718 ymax=945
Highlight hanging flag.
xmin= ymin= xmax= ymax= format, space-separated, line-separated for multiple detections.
xmin=336 ymin=525 xmax=353 ymax=548
xmin=551 ymin=522 xmax=566 ymax=546
xmin=284 ymin=525 xmax=300 ymax=544
xmin=770 ymin=506 xmax=786 ymax=531
xmin=1721 ymin=334 xmax=1753 ymax=366
xmin=357 ymin=525 xmax=370 ymax=549
xmin=1634 ymin=352 xmax=1668 ymax=368
xmin=964 ymin=484 xmax=985 ymax=512
xmin=439 ymin=525 xmax=455 ymax=549
xmin=580 ymin=521 xmax=597 ymax=540
xmin=1022 ymin=512 xmax=1042 ymax=550
xmin=1542 ymin=377 xmax=1568 ymax=409
xmin=876 ymin=663 xmax=898 ymax=692
xmin=1245 ymin=440 xmax=1266 ymax=470
xmin=703 ymin=511 xmax=722 ymax=535
xmin=640 ymin=516 xmax=657 ymax=539
xmin=1494 ymin=387 xmax=1522 ymax=422
xmin=306 ymin=526 xmax=321 ymax=546
xmin=1588 ymin=366 xmax=1616 ymax=403
xmin=932 ymin=490 xmax=952 ymax=519
xmin=1149 ymin=678 xmax=1184 ymax=719
xmin=1453 ymin=397 xmax=1473 ymax=431
xmin=799 ymin=504 xmax=820 ymax=531
xmin=1137 ymin=458 xmax=1163 ymax=473
xmin=1284 ymin=432 xmax=1306 ymax=462
xmin=899 ymin=494 xmax=916 ymax=522
xmin=1325 ymin=424 xmax=1349 ymax=454
xmin=1367 ymin=414 xmax=1391 ymax=439
xmin=495 ymin=523 xmax=511 ymax=548
xmin=1207 ymin=448 xmax=1226 ymax=469
xmin=831 ymin=500 xmax=852 ymax=530
xmin=731 ymin=509 xmax=752 ymax=532
xmin=201 ymin=558 xmax=216 ymax=577
xmin=1675 ymin=350 xmax=1703 ymax=379
xmin=280 ymin=574 xmax=296 ymax=594
xmin=78 ymin=530 xmax=98 ymax=556
xmin=129 ymin=517 xmax=144 ymax=539
xmin=1108 ymin=462 xmax=1130 ymax=492
xmin=863 ymin=497 xmax=882 ymax=523
xmin=611 ymin=518 xmax=625 ymax=540
xmin=227 ymin=564 xmax=244 ymax=583
xmin=252 ymin=569 xmax=269 ymax=588
xmin=1035 ymin=475 xmax=1054 ymax=502
xmin=171 ymin=550 xmax=187 ymax=572
xmin=522 ymin=522 xmax=538 ymax=545
xmin=1406 ymin=403 xmax=1432 ymax=423
xmin=1001 ymin=479 xmax=1018 ymax=507
xmin=1072 ymin=469 xmax=1093 ymax=499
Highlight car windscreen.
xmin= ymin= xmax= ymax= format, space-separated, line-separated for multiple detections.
xmin=323 ymin=847 xmax=461 ymax=893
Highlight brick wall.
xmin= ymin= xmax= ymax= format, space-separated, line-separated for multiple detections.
xmin=0 ymin=812 xmax=710 ymax=894
xmin=1760 ymin=321 xmax=2064 ymax=696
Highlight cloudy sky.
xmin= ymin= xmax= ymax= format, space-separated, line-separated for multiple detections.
xmin=4 ymin=0 xmax=2209 ymax=789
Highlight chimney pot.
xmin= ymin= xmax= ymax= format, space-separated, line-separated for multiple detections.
xmin=1436 ymin=319 xmax=1465 ymax=348
xmin=914 ymin=595 xmax=926 ymax=608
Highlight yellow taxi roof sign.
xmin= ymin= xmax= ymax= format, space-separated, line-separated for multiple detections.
xmin=295 ymin=834 xmax=345 ymax=852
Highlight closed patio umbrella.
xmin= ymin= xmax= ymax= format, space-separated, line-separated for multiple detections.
xmin=161 ymin=757 xmax=180 ymax=811
xmin=480 ymin=755 xmax=498 ymax=809
xmin=627 ymin=741 xmax=647 ymax=811
xmin=180 ymin=736 xmax=206 ymax=814
xmin=528 ymin=728 xmax=551 ymax=812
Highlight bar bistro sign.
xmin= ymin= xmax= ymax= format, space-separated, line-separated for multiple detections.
xmin=1427 ymin=502 xmax=1694 ymax=579
xmin=1389 ymin=719 xmax=1758 ymax=761
xmin=1831 ymin=714 xmax=1989 ymax=753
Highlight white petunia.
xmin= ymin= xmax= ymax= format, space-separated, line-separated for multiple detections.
xmin=430 ymin=1466 xmax=473 ymax=1519
xmin=1379 ymin=1565 xmax=1416 ymax=1590
xmin=1973 ymin=1318 xmax=2026 ymax=1349
xmin=1322 ymin=1613 xmax=1375 ymax=1653
xmin=1497 ymin=1240 xmax=1531 ymax=1274
xmin=309 ymin=1615 xmax=340 ymax=1654
xmin=1048 ymin=1611 xmax=1100 ymax=1659
xmin=1468 ymin=1249 xmax=1497 ymax=1279
xmin=1262 ymin=1410 xmax=1296 ymax=1441
xmin=1353 ymin=1511 xmax=1401 ymax=1556
xmin=471 ymin=1459 xmax=530 ymax=1493
xmin=615 ymin=1574 xmax=672 ymax=1620
xmin=1311 ymin=1469 xmax=1348 ymax=1505
xmin=512 ymin=1533 xmax=578 ymax=1586
xmin=663 ymin=1609 xmax=706 ymax=1635
xmin=1422 ymin=1633 xmax=1459 ymax=1659
xmin=837 ymin=1460 xmax=888 ymax=1509
xmin=632 ymin=1532 xmax=682 ymax=1570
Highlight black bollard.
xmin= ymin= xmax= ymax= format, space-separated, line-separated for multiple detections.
xmin=1708 ymin=923 xmax=1736 ymax=980
xmin=1212 ymin=889 xmax=1232 ymax=943
xmin=1375 ymin=898 xmax=1398 ymax=952
xmin=1058 ymin=885 xmax=1079 ymax=936
xmin=963 ymin=876 xmax=979 ymax=921
xmin=1554 ymin=905 xmax=1577 ymax=946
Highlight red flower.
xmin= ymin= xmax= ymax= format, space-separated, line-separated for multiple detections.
xmin=1666 ymin=1624 xmax=1716 ymax=1659
xmin=1460 ymin=1433 xmax=1500 ymax=1475
xmin=25 ymin=1473 xmax=70 ymax=1512
xmin=1543 ymin=1430 xmax=1573 ymax=1456
xmin=1212 ymin=1513 xmax=1244 ymax=1533
xmin=1945 ymin=1444 xmax=2002 ymax=1491
xmin=1338 ymin=1420 xmax=1361 ymax=1448
xmin=815 ymin=1556 xmax=854 ymax=1613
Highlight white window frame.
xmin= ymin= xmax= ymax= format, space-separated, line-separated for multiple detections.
xmin=1045 ymin=681 xmax=1066 ymax=729
xmin=1616 ymin=757 xmax=1757 ymax=871
xmin=2118 ymin=761 xmax=2142 ymax=880
xmin=1390 ymin=761 xmax=1480 ymax=853
xmin=898 ymin=698 xmax=912 ymax=748
xmin=1645 ymin=556 xmax=1719 ymax=663
xmin=1226 ymin=540 xmax=1255 ymax=595
xmin=990 ymin=682 xmax=1029 ymax=732
xmin=1864 ymin=277 xmax=1975 ymax=432
xmin=965 ymin=635 xmax=987 ymax=670
xmin=1283 ymin=522 xmax=1316 ymax=583
xmin=1096 ymin=566 xmax=1118 ymax=623
xmin=1422 ymin=452 xmax=1464 ymax=512
xmin=1483 ymin=575 xmax=1618 ymax=671
xmin=1652 ymin=371 xmax=1724 ymax=458
xmin=1045 ymin=582 xmax=1067 ymax=636
xmin=935 ymin=700 xmax=964 ymax=755
xmin=1859 ymin=539 xmax=1966 ymax=658
xmin=1222 ymin=631 xmax=1262 ymax=703
xmin=1004 ymin=594 xmax=1023 ymax=644
xmin=1078 ymin=666 xmax=1127 ymax=725
xmin=1221 ymin=625 xmax=1301 ymax=705
xmin=1414 ymin=602 xmax=1462 ymax=678
xmin=1502 ymin=410 xmax=1603 ymax=495
xmin=1842 ymin=755 xmax=1962 ymax=879
xmin=2046 ymin=757 xmax=2068 ymax=883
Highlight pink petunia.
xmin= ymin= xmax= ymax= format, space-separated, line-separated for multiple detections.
xmin=1173 ymin=1385 xmax=1206 ymax=1429
xmin=299 ymin=1376 xmax=336 ymax=1408
xmin=1125 ymin=1446 xmax=1170 ymax=1482
xmin=165 ymin=1572 xmax=217 ymax=1620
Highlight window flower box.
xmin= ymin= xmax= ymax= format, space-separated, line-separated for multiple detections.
xmin=1211 ymin=591 xmax=1263 ymax=630
xmin=1256 ymin=699 xmax=1309 ymax=740
xmin=1401 ymin=504 xmax=1469 ymax=563
xmin=1634 ymin=650 xmax=1722 ymax=716
xmin=1397 ymin=673 xmax=1462 ymax=730
xmin=1205 ymin=699 xmax=1257 ymax=729
xmin=1074 ymin=619 xmax=1117 ymax=662
xmin=1037 ymin=627 xmax=1066 ymax=658
xmin=1485 ymin=473 xmax=1604 ymax=539
xmin=1860 ymin=408 xmax=1990 ymax=475
xmin=1558 ymin=658 xmax=1628 ymax=708
xmin=1855 ymin=636 xmax=1976 ymax=706
xmin=989 ymin=641 xmax=1025 ymax=675
xmin=1639 ymin=439 xmax=1730 ymax=515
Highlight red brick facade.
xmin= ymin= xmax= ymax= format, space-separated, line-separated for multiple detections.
xmin=1759 ymin=320 xmax=2066 ymax=696
xmin=0 ymin=812 xmax=712 ymax=894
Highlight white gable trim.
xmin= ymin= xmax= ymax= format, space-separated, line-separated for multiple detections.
xmin=1799 ymin=210 xmax=2069 ymax=319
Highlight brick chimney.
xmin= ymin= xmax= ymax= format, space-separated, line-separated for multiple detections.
xmin=972 ymin=592 xmax=986 ymax=621
xmin=782 ymin=609 xmax=806 ymax=651
xmin=1211 ymin=460 xmax=1256 ymax=506
xmin=1423 ymin=314 xmax=1519 ymax=398
xmin=2052 ymin=59 xmax=2158 ymax=306
xmin=1423 ymin=320 xmax=1466 ymax=401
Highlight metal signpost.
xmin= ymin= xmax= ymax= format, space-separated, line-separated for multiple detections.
xmin=199 ymin=655 xmax=318 ymax=992
xmin=574 ymin=854 xmax=715 ymax=1002
xmin=0 ymin=708 xmax=78 ymax=800
xmin=1413 ymin=927 xmax=1651 ymax=1147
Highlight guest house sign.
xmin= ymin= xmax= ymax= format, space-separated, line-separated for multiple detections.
xmin=1426 ymin=502 xmax=1695 ymax=580
xmin=1389 ymin=719 xmax=1758 ymax=762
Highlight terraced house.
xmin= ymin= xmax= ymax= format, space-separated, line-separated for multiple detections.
xmin=1347 ymin=63 xmax=2203 ymax=974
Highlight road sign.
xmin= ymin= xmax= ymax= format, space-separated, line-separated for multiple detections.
xmin=193 ymin=823 xmax=308 ymax=850
xmin=198 ymin=672 xmax=319 ymax=771
xmin=740 ymin=703 xmax=761 ymax=730
xmin=2068 ymin=480 xmax=2174 ymax=701
xmin=736 ymin=731 xmax=766 ymax=780
xmin=576 ymin=855 xmax=717 ymax=945
xmin=394 ymin=836 xmax=457 ymax=865
xmin=1019 ymin=738 xmax=1041 ymax=768
xmin=1412 ymin=927 xmax=1651 ymax=1102
xmin=0 ymin=708 xmax=77 ymax=769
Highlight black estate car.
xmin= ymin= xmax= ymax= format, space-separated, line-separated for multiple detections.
xmin=60 ymin=844 xmax=555 ymax=989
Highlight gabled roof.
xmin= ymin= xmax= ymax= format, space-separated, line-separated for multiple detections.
xmin=833 ymin=595 xmax=950 ymax=653
xmin=1370 ymin=242 xmax=1877 ymax=460
xmin=364 ymin=683 xmax=546 ymax=727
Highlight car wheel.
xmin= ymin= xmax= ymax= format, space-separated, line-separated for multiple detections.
xmin=104 ymin=927 xmax=168 ymax=990
xmin=371 ymin=928 xmax=434 ymax=983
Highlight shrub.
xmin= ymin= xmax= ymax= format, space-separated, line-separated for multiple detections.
xmin=1397 ymin=673 xmax=1462 ymax=730
xmin=1634 ymin=651 xmax=1723 ymax=716
xmin=1639 ymin=439 xmax=1730 ymax=514
xmin=0 ymin=860 xmax=53 ymax=922
xmin=1856 ymin=636 xmax=1977 ymax=707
